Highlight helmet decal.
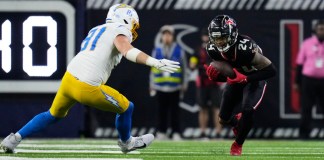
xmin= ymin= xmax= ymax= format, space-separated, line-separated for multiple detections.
xmin=225 ymin=19 xmax=235 ymax=25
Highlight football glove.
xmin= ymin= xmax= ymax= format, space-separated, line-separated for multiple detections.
xmin=227 ymin=68 xmax=248 ymax=85
xmin=203 ymin=64 xmax=220 ymax=81
xmin=153 ymin=59 xmax=180 ymax=73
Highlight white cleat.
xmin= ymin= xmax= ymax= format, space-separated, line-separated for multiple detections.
xmin=0 ymin=133 xmax=21 ymax=153
xmin=172 ymin=133 xmax=183 ymax=141
xmin=156 ymin=132 xmax=170 ymax=140
xmin=118 ymin=134 xmax=154 ymax=154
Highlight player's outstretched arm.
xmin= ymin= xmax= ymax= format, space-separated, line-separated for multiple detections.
xmin=114 ymin=35 xmax=180 ymax=73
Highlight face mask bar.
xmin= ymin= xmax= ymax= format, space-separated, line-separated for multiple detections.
xmin=210 ymin=35 xmax=231 ymax=52
xmin=131 ymin=20 xmax=140 ymax=42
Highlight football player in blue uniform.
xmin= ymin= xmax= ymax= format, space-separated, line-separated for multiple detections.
xmin=1 ymin=4 xmax=180 ymax=154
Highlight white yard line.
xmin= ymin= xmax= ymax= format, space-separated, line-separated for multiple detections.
xmin=144 ymin=147 xmax=324 ymax=151
xmin=244 ymin=152 xmax=324 ymax=155
xmin=19 ymin=144 xmax=120 ymax=149
xmin=142 ymin=151 xmax=324 ymax=155
xmin=14 ymin=149 xmax=140 ymax=154
xmin=22 ymin=140 xmax=116 ymax=144
xmin=0 ymin=157 xmax=142 ymax=160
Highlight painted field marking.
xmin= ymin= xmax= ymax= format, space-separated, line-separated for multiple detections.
xmin=244 ymin=152 xmax=324 ymax=155
xmin=0 ymin=157 xmax=142 ymax=160
xmin=22 ymin=140 xmax=117 ymax=144
xmin=19 ymin=144 xmax=120 ymax=149
xmin=138 ymin=151 xmax=324 ymax=155
xmin=14 ymin=149 xmax=140 ymax=154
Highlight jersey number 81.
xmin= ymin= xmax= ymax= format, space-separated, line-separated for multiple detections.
xmin=81 ymin=27 xmax=106 ymax=51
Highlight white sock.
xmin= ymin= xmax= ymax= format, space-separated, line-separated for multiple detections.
xmin=124 ymin=136 xmax=132 ymax=144
xmin=14 ymin=133 xmax=22 ymax=141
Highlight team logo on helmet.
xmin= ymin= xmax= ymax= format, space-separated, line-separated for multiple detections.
xmin=225 ymin=19 xmax=235 ymax=26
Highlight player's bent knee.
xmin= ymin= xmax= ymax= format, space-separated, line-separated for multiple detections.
xmin=49 ymin=107 xmax=69 ymax=118
xmin=119 ymin=101 xmax=134 ymax=114
xmin=219 ymin=116 xmax=230 ymax=125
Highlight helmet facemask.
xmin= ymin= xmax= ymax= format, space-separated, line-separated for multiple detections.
xmin=131 ymin=19 xmax=140 ymax=42
xmin=210 ymin=35 xmax=230 ymax=52
xmin=209 ymin=29 xmax=237 ymax=52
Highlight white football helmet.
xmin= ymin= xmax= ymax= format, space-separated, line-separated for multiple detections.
xmin=106 ymin=4 xmax=140 ymax=41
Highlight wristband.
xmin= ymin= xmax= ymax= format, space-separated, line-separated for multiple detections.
xmin=125 ymin=48 xmax=141 ymax=62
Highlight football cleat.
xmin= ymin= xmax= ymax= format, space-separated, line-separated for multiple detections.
xmin=0 ymin=133 xmax=21 ymax=153
xmin=156 ymin=132 xmax=169 ymax=140
xmin=230 ymin=141 xmax=242 ymax=156
xmin=118 ymin=134 xmax=154 ymax=154
xmin=172 ymin=133 xmax=182 ymax=141
xmin=232 ymin=112 xmax=242 ymax=137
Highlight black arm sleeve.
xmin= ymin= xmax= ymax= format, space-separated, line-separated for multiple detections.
xmin=246 ymin=63 xmax=277 ymax=82
xmin=295 ymin=65 xmax=303 ymax=85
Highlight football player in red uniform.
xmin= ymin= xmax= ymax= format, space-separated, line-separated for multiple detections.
xmin=204 ymin=15 xmax=276 ymax=156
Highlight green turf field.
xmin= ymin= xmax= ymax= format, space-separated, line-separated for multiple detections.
xmin=1 ymin=139 xmax=323 ymax=160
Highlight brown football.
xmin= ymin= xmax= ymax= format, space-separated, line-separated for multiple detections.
xmin=210 ymin=61 xmax=236 ymax=78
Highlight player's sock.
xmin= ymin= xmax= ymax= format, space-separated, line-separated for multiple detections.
xmin=115 ymin=102 xmax=134 ymax=142
xmin=235 ymin=109 xmax=254 ymax=145
xmin=17 ymin=111 xmax=60 ymax=139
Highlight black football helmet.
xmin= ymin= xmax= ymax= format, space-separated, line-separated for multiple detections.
xmin=208 ymin=15 xmax=238 ymax=52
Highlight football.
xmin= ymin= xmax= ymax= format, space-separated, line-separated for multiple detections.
xmin=210 ymin=61 xmax=236 ymax=79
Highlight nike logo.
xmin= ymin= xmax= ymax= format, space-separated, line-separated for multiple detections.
xmin=134 ymin=143 xmax=146 ymax=149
